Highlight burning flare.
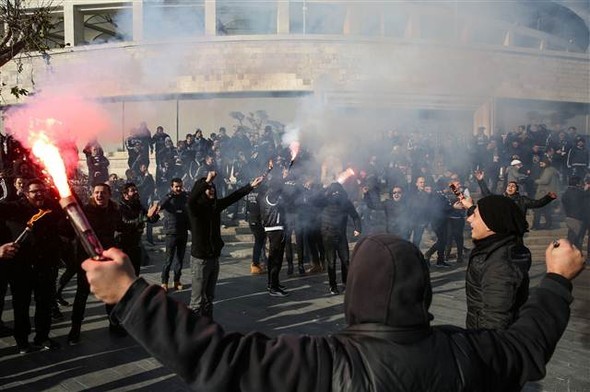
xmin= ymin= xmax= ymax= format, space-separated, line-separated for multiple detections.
xmin=28 ymin=124 xmax=105 ymax=260
xmin=336 ymin=168 xmax=356 ymax=184
xmin=30 ymin=132 xmax=71 ymax=198
xmin=289 ymin=141 xmax=301 ymax=164
xmin=15 ymin=209 xmax=52 ymax=245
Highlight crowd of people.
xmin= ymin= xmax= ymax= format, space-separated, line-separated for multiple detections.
xmin=0 ymin=119 xmax=588 ymax=373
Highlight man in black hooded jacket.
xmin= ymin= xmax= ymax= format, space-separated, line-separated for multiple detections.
xmin=83 ymin=234 xmax=583 ymax=391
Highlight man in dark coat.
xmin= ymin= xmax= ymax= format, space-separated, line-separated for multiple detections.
xmin=462 ymin=195 xmax=531 ymax=329
xmin=318 ymin=182 xmax=361 ymax=294
xmin=82 ymin=234 xmax=584 ymax=391
xmin=158 ymin=178 xmax=190 ymax=290
xmin=68 ymin=183 xmax=122 ymax=344
xmin=187 ymin=171 xmax=263 ymax=316
xmin=118 ymin=182 xmax=160 ymax=275
xmin=0 ymin=178 xmax=66 ymax=352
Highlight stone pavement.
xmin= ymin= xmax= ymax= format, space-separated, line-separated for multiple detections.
xmin=0 ymin=223 xmax=588 ymax=391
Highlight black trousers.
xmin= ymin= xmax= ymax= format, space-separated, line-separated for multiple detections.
xmin=12 ymin=263 xmax=57 ymax=346
xmin=161 ymin=233 xmax=188 ymax=283
xmin=323 ymin=233 xmax=349 ymax=288
xmin=249 ymin=222 xmax=266 ymax=265
xmin=285 ymin=213 xmax=305 ymax=267
xmin=266 ymin=230 xmax=285 ymax=289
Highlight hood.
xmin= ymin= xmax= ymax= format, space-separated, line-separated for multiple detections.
xmin=344 ymin=234 xmax=432 ymax=328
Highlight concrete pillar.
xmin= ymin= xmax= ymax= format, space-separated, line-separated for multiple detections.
xmin=277 ymin=0 xmax=290 ymax=34
xmin=474 ymin=99 xmax=495 ymax=136
xmin=404 ymin=11 xmax=421 ymax=39
xmin=205 ymin=0 xmax=216 ymax=36
xmin=132 ymin=0 xmax=144 ymax=41
xmin=63 ymin=3 xmax=84 ymax=47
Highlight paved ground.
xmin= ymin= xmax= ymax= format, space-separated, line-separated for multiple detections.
xmin=0 ymin=223 xmax=588 ymax=391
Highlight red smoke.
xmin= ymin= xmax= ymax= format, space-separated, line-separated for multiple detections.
xmin=4 ymin=93 xmax=114 ymax=175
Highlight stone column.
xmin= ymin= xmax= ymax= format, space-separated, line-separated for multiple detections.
xmin=63 ymin=3 xmax=84 ymax=47
xmin=205 ymin=0 xmax=216 ymax=36
xmin=132 ymin=0 xmax=144 ymax=42
xmin=474 ymin=99 xmax=495 ymax=136
xmin=277 ymin=0 xmax=290 ymax=34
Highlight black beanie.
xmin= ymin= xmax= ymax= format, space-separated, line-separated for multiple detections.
xmin=477 ymin=195 xmax=527 ymax=236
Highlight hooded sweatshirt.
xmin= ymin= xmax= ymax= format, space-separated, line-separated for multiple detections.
xmin=111 ymin=234 xmax=573 ymax=391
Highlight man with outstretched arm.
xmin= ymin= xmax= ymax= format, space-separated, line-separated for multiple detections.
xmin=83 ymin=235 xmax=584 ymax=391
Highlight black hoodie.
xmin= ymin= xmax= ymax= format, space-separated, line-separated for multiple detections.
xmin=112 ymin=234 xmax=574 ymax=391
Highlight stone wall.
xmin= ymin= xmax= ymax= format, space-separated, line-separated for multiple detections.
xmin=1 ymin=36 xmax=587 ymax=107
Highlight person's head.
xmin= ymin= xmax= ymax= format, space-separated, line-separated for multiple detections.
xmin=415 ymin=176 xmax=426 ymax=191
xmin=186 ymin=133 xmax=194 ymax=143
xmin=122 ymin=183 xmax=139 ymax=201
xmin=205 ymin=183 xmax=216 ymax=199
xmin=125 ymin=169 xmax=136 ymax=181
xmin=13 ymin=176 xmax=25 ymax=194
xmin=467 ymin=195 xmax=527 ymax=240
xmin=575 ymin=137 xmax=585 ymax=149
xmin=156 ymin=126 xmax=164 ymax=134
xmin=90 ymin=145 xmax=102 ymax=157
xmin=195 ymin=129 xmax=203 ymax=138
xmin=345 ymin=234 xmax=432 ymax=329
xmin=164 ymin=137 xmax=173 ymax=148
xmin=510 ymin=159 xmax=522 ymax=168
xmin=92 ymin=183 xmax=112 ymax=208
xmin=170 ymin=178 xmax=183 ymax=194
xmin=205 ymin=155 xmax=214 ymax=166
xmin=391 ymin=186 xmax=404 ymax=201
xmin=24 ymin=179 xmax=47 ymax=208
xmin=139 ymin=163 xmax=148 ymax=174
xmin=505 ymin=181 xmax=519 ymax=196
xmin=108 ymin=173 xmax=119 ymax=183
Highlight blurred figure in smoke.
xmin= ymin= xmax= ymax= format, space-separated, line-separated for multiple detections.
xmin=363 ymin=185 xmax=409 ymax=240
xmin=532 ymin=158 xmax=560 ymax=230
xmin=408 ymin=176 xmax=430 ymax=248
xmin=318 ymin=182 xmax=361 ymax=295
xmin=423 ymin=179 xmax=454 ymax=268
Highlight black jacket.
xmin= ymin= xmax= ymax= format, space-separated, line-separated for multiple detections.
xmin=477 ymin=178 xmax=552 ymax=217
xmin=112 ymin=234 xmax=573 ymax=391
xmin=188 ymin=178 xmax=252 ymax=258
xmin=83 ymin=199 xmax=122 ymax=254
xmin=466 ymin=234 xmax=532 ymax=329
xmin=118 ymin=198 xmax=159 ymax=247
xmin=317 ymin=183 xmax=361 ymax=237
xmin=159 ymin=191 xmax=190 ymax=235
xmin=0 ymin=197 xmax=66 ymax=267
